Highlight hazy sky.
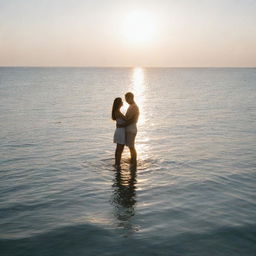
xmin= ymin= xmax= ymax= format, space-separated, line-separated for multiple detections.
xmin=0 ymin=0 xmax=256 ymax=67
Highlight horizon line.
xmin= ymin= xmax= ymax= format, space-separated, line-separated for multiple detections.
xmin=0 ymin=66 xmax=255 ymax=69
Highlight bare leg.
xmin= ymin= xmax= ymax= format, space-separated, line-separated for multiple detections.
xmin=115 ymin=144 xmax=124 ymax=167
xmin=129 ymin=146 xmax=137 ymax=166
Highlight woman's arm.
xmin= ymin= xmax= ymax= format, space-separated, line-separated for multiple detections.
xmin=115 ymin=110 xmax=128 ymax=120
xmin=116 ymin=110 xmax=136 ymax=127
xmin=121 ymin=117 xmax=136 ymax=126
xmin=115 ymin=110 xmax=132 ymax=128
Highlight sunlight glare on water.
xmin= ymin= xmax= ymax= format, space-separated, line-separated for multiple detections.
xmin=130 ymin=67 xmax=145 ymax=125
xmin=129 ymin=67 xmax=149 ymax=160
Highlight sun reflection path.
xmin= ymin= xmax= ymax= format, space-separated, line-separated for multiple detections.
xmin=120 ymin=67 xmax=150 ymax=162
xmin=130 ymin=67 xmax=149 ymax=161
xmin=131 ymin=67 xmax=145 ymax=125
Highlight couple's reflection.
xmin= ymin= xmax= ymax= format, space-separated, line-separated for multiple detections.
xmin=111 ymin=167 xmax=137 ymax=234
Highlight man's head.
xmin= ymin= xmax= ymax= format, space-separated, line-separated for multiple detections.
xmin=125 ymin=92 xmax=134 ymax=105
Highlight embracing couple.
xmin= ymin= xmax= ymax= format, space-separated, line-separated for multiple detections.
xmin=112 ymin=92 xmax=139 ymax=169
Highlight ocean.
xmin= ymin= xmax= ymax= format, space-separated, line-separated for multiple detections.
xmin=0 ymin=67 xmax=255 ymax=255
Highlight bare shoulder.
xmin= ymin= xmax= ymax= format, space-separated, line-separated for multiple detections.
xmin=130 ymin=103 xmax=139 ymax=111
xmin=128 ymin=104 xmax=139 ymax=119
xmin=132 ymin=104 xmax=139 ymax=113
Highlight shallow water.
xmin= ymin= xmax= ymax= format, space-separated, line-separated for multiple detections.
xmin=0 ymin=67 xmax=256 ymax=255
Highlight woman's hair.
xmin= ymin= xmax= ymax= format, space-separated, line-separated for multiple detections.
xmin=112 ymin=97 xmax=122 ymax=120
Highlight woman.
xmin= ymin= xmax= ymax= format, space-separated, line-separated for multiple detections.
xmin=112 ymin=97 xmax=127 ymax=168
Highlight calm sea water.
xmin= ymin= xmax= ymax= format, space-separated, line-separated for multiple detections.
xmin=0 ymin=67 xmax=255 ymax=256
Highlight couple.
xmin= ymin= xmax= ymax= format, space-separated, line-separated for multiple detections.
xmin=112 ymin=92 xmax=139 ymax=169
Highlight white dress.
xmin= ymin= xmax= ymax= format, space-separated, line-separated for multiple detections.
xmin=113 ymin=118 xmax=126 ymax=145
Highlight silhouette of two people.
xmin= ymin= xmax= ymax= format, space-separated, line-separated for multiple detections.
xmin=112 ymin=92 xmax=139 ymax=169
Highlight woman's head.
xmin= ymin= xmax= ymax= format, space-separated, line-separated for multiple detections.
xmin=112 ymin=97 xmax=123 ymax=120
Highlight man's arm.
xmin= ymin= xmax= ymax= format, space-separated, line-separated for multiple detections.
xmin=117 ymin=116 xmax=136 ymax=127
xmin=116 ymin=106 xmax=136 ymax=127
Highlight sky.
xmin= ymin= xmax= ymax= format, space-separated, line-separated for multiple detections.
xmin=0 ymin=0 xmax=256 ymax=67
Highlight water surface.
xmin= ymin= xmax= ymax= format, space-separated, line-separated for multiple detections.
xmin=0 ymin=67 xmax=256 ymax=255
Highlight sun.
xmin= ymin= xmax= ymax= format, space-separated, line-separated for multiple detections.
xmin=122 ymin=10 xmax=156 ymax=45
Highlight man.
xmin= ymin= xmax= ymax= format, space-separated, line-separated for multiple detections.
xmin=122 ymin=92 xmax=139 ymax=166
